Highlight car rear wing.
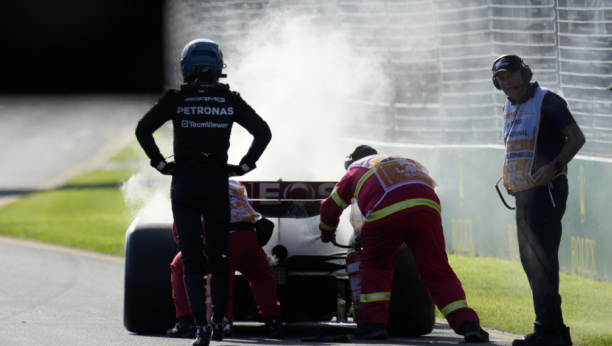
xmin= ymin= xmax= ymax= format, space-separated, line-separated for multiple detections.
xmin=238 ymin=181 xmax=337 ymax=218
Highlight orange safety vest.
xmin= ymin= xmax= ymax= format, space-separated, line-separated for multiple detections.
xmin=350 ymin=155 xmax=440 ymax=222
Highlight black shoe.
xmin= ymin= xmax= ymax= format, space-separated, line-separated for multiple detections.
xmin=353 ymin=323 xmax=388 ymax=340
xmin=512 ymin=330 xmax=564 ymax=346
xmin=461 ymin=320 xmax=489 ymax=342
xmin=264 ymin=315 xmax=285 ymax=339
xmin=193 ymin=325 xmax=211 ymax=346
xmin=561 ymin=326 xmax=573 ymax=346
xmin=167 ymin=316 xmax=196 ymax=338
xmin=211 ymin=317 xmax=230 ymax=342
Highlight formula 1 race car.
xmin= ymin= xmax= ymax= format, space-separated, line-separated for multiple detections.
xmin=123 ymin=181 xmax=435 ymax=336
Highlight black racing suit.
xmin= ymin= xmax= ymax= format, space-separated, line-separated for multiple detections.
xmin=135 ymin=82 xmax=271 ymax=326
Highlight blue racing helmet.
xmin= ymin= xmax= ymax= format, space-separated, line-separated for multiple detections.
xmin=180 ymin=39 xmax=224 ymax=82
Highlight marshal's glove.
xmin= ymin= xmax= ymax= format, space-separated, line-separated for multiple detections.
xmin=321 ymin=233 xmax=336 ymax=244
xmin=254 ymin=218 xmax=275 ymax=247
xmin=227 ymin=157 xmax=256 ymax=177
xmin=151 ymin=159 xmax=177 ymax=175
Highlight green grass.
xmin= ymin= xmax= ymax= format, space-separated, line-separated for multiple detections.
xmin=65 ymin=168 xmax=135 ymax=187
xmin=0 ymin=168 xmax=134 ymax=256
xmin=0 ymin=140 xmax=148 ymax=256
xmin=0 ymin=135 xmax=165 ymax=255
xmin=108 ymin=140 xmax=144 ymax=162
xmin=1 ymin=139 xmax=611 ymax=345
xmin=444 ymin=254 xmax=612 ymax=345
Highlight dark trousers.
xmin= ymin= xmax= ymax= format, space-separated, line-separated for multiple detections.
xmin=515 ymin=178 xmax=568 ymax=333
xmin=171 ymin=161 xmax=230 ymax=326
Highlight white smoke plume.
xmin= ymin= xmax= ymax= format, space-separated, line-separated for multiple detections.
xmin=121 ymin=172 xmax=173 ymax=223
xmin=122 ymin=7 xmax=389 ymax=251
xmin=225 ymin=11 xmax=393 ymax=181
xmin=120 ymin=131 xmax=174 ymax=223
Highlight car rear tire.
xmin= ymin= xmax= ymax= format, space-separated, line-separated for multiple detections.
xmin=124 ymin=222 xmax=178 ymax=334
xmin=387 ymin=246 xmax=436 ymax=337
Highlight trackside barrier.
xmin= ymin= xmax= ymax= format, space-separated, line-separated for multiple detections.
xmin=369 ymin=143 xmax=612 ymax=282
xmin=165 ymin=0 xmax=612 ymax=280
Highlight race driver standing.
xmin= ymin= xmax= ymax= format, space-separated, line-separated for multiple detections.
xmin=319 ymin=145 xmax=489 ymax=342
xmin=167 ymin=180 xmax=284 ymax=340
xmin=135 ymin=39 xmax=271 ymax=346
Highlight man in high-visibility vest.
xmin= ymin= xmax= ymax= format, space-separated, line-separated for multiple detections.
xmin=493 ymin=55 xmax=585 ymax=346
xmin=319 ymin=145 xmax=489 ymax=341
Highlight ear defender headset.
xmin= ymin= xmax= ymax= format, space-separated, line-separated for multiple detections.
xmin=492 ymin=55 xmax=533 ymax=90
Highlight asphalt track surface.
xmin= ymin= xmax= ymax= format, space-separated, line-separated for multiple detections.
xmin=0 ymin=95 xmax=156 ymax=207
xmin=0 ymin=96 xmax=516 ymax=345
xmin=0 ymin=238 xmax=515 ymax=346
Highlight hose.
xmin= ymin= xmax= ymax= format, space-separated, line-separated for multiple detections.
xmin=331 ymin=239 xmax=353 ymax=249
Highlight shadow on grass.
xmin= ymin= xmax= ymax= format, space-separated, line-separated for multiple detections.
xmin=0 ymin=189 xmax=37 ymax=197
xmin=0 ymin=183 xmax=120 ymax=200
xmin=58 ymin=183 xmax=120 ymax=190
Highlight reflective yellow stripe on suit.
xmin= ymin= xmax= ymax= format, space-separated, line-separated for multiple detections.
xmin=319 ymin=220 xmax=337 ymax=232
xmin=360 ymin=292 xmax=391 ymax=303
xmin=354 ymin=168 xmax=376 ymax=199
xmin=440 ymin=300 xmax=468 ymax=317
xmin=331 ymin=187 xmax=348 ymax=209
xmin=366 ymin=198 xmax=441 ymax=222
